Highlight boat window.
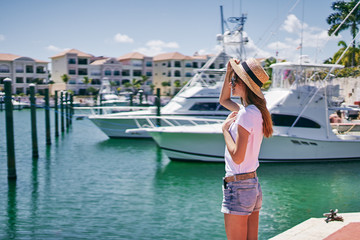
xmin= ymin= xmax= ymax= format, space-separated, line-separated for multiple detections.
xmin=271 ymin=114 xmax=321 ymax=128
xmin=217 ymin=105 xmax=229 ymax=111
xmin=190 ymin=102 xmax=218 ymax=111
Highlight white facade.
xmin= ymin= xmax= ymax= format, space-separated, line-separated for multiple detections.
xmin=153 ymin=52 xmax=225 ymax=95
xmin=0 ymin=54 xmax=49 ymax=94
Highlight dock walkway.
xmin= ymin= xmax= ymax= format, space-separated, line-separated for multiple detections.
xmin=270 ymin=212 xmax=360 ymax=240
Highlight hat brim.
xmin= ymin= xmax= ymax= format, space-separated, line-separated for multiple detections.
xmin=229 ymin=59 xmax=265 ymax=99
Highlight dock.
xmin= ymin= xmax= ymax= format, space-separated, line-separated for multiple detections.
xmin=270 ymin=212 xmax=360 ymax=239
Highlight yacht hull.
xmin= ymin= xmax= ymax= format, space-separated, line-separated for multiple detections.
xmin=90 ymin=117 xmax=152 ymax=138
xmin=149 ymin=131 xmax=360 ymax=162
xmin=89 ymin=114 xmax=227 ymax=138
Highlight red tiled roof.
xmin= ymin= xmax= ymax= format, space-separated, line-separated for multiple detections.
xmin=118 ymin=52 xmax=147 ymax=61
xmin=50 ymin=49 xmax=93 ymax=59
xmin=153 ymin=52 xmax=188 ymax=61
xmin=0 ymin=53 xmax=49 ymax=63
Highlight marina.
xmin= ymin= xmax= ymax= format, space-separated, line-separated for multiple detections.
xmin=1 ymin=109 xmax=360 ymax=239
xmin=2 ymin=0 xmax=360 ymax=239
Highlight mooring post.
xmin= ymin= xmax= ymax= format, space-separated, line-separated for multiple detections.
xmin=60 ymin=91 xmax=64 ymax=132
xmin=54 ymin=91 xmax=59 ymax=137
xmin=156 ymin=88 xmax=161 ymax=126
xmin=30 ymin=84 xmax=39 ymax=158
xmin=44 ymin=88 xmax=51 ymax=145
xmin=69 ymin=94 xmax=73 ymax=125
xmin=139 ymin=90 xmax=143 ymax=105
xmin=65 ymin=91 xmax=69 ymax=129
xmin=4 ymin=78 xmax=17 ymax=179
xmin=99 ymin=93 xmax=103 ymax=115
xmin=0 ymin=93 xmax=3 ymax=111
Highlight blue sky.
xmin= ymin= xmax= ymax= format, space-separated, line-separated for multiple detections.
xmin=0 ymin=0 xmax=353 ymax=64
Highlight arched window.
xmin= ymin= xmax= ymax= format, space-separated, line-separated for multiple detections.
xmin=104 ymin=69 xmax=112 ymax=76
xmin=174 ymin=70 xmax=181 ymax=77
xmin=114 ymin=69 xmax=120 ymax=76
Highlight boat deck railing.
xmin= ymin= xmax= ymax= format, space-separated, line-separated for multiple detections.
xmin=121 ymin=115 xmax=223 ymax=129
xmin=74 ymin=106 xmax=156 ymax=117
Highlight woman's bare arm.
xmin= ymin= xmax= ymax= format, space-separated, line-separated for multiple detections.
xmin=219 ymin=62 xmax=240 ymax=112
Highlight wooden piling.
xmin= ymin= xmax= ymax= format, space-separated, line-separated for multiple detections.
xmin=60 ymin=91 xmax=64 ymax=132
xmin=44 ymin=88 xmax=51 ymax=145
xmin=65 ymin=92 xmax=69 ymax=129
xmin=69 ymin=94 xmax=73 ymax=125
xmin=4 ymin=78 xmax=17 ymax=179
xmin=139 ymin=90 xmax=143 ymax=105
xmin=54 ymin=91 xmax=59 ymax=137
xmin=30 ymin=84 xmax=39 ymax=158
xmin=156 ymin=88 xmax=161 ymax=126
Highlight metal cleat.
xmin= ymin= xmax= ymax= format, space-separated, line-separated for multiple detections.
xmin=323 ymin=209 xmax=344 ymax=223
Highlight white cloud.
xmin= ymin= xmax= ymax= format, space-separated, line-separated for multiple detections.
xmin=45 ymin=45 xmax=70 ymax=52
xmin=267 ymin=14 xmax=341 ymax=62
xmin=0 ymin=34 xmax=5 ymax=41
xmin=281 ymin=14 xmax=306 ymax=34
xmin=134 ymin=40 xmax=180 ymax=56
xmin=114 ymin=33 xmax=134 ymax=43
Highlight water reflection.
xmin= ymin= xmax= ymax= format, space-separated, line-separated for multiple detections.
xmin=31 ymin=158 xmax=39 ymax=237
xmin=6 ymin=180 xmax=17 ymax=239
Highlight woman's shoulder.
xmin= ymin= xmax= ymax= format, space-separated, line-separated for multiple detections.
xmin=244 ymin=105 xmax=261 ymax=116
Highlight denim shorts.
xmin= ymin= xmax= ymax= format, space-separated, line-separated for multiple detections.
xmin=221 ymin=177 xmax=262 ymax=215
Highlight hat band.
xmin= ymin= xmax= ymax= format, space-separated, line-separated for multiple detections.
xmin=241 ymin=62 xmax=263 ymax=88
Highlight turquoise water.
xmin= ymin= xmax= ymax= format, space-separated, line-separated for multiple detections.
xmin=1 ymin=109 xmax=360 ymax=239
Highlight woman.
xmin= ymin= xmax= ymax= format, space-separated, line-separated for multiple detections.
xmin=219 ymin=58 xmax=273 ymax=240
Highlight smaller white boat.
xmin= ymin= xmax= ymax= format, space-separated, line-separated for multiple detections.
xmin=98 ymin=78 xmax=129 ymax=106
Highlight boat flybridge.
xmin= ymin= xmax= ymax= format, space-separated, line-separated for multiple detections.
xmin=127 ymin=62 xmax=360 ymax=162
xmin=89 ymin=51 xmax=232 ymax=138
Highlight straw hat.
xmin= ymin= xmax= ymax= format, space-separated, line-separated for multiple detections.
xmin=229 ymin=58 xmax=269 ymax=99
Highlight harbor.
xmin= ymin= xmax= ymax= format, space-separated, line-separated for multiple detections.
xmin=1 ymin=109 xmax=360 ymax=239
xmin=2 ymin=0 xmax=360 ymax=239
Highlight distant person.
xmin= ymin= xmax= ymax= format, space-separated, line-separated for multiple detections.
xmin=329 ymin=110 xmax=342 ymax=123
xmin=219 ymin=58 xmax=273 ymax=240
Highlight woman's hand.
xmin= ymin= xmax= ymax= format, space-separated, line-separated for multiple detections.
xmin=222 ymin=111 xmax=238 ymax=132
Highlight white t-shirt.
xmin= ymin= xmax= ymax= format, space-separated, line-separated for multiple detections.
xmin=224 ymin=104 xmax=264 ymax=177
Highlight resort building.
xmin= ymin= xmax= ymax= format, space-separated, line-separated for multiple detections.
xmin=117 ymin=52 xmax=153 ymax=93
xmin=152 ymin=52 xmax=225 ymax=95
xmin=88 ymin=57 xmax=122 ymax=94
xmin=50 ymin=49 xmax=94 ymax=94
xmin=50 ymin=50 xmax=154 ymax=95
xmin=0 ymin=53 xmax=49 ymax=94
xmin=50 ymin=49 xmax=229 ymax=96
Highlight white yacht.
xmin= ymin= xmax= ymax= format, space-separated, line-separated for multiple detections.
xmin=129 ymin=62 xmax=360 ymax=162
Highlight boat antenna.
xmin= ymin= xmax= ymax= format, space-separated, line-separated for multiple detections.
xmin=227 ymin=13 xmax=248 ymax=61
xmin=299 ymin=0 xmax=304 ymax=64
xmin=220 ymin=5 xmax=227 ymax=65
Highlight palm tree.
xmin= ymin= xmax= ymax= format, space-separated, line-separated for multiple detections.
xmin=82 ymin=76 xmax=91 ymax=85
xmin=82 ymin=76 xmax=92 ymax=95
xmin=61 ymin=74 xmax=69 ymax=84
xmin=327 ymin=0 xmax=360 ymax=66
xmin=109 ymin=81 xmax=117 ymax=93
xmin=332 ymin=40 xmax=360 ymax=66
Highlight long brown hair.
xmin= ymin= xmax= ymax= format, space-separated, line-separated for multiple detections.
xmin=234 ymin=74 xmax=273 ymax=138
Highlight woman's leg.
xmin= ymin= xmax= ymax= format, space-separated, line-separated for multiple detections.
xmin=224 ymin=213 xmax=249 ymax=240
xmin=247 ymin=211 xmax=259 ymax=240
